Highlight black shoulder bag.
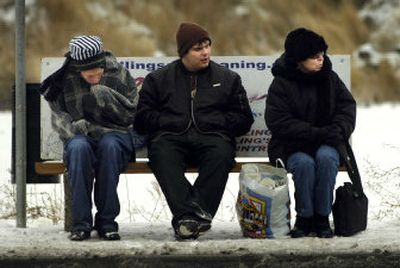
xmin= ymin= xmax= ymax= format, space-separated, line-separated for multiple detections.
xmin=332 ymin=142 xmax=368 ymax=236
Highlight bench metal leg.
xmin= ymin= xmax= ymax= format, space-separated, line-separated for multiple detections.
xmin=63 ymin=171 xmax=73 ymax=232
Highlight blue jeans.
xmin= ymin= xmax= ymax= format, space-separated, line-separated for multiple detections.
xmin=64 ymin=132 xmax=133 ymax=232
xmin=287 ymin=145 xmax=339 ymax=218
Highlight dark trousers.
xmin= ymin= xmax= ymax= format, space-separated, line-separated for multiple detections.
xmin=64 ymin=132 xmax=133 ymax=232
xmin=148 ymin=129 xmax=235 ymax=225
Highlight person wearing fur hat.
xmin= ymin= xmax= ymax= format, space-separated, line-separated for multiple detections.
xmin=40 ymin=35 xmax=138 ymax=241
xmin=134 ymin=22 xmax=254 ymax=240
xmin=265 ymin=28 xmax=356 ymax=238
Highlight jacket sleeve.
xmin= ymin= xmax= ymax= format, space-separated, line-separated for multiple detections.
xmin=49 ymin=90 xmax=115 ymax=142
xmin=48 ymin=97 xmax=89 ymax=142
xmin=330 ymin=74 xmax=356 ymax=140
xmin=87 ymin=68 xmax=138 ymax=127
xmin=49 ymin=100 xmax=74 ymax=141
xmin=265 ymin=78 xmax=321 ymax=143
xmin=225 ymin=74 xmax=254 ymax=137
xmin=133 ymin=74 xmax=161 ymax=135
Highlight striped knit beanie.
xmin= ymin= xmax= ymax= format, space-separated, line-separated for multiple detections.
xmin=68 ymin=35 xmax=106 ymax=71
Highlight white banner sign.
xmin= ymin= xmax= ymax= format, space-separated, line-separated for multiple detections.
xmin=40 ymin=55 xmax=350 ymax=159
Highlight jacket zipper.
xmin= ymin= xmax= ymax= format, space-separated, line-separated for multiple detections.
xmin=191 ymin=75 xmax=201 ymax=130
xmin=151 ymin=76 xmax=196 ymax=142
xmin=190 ymin=75 xmax=231 ymax=142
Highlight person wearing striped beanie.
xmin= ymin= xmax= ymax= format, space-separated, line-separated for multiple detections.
xmin=40 ymin=35 xmax=138 ymax=241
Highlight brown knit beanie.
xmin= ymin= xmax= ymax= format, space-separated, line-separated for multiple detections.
xmin=176 ymin=22 xmax=211 ymax=57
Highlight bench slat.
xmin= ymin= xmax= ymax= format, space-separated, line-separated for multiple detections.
xmin=35 ymin=161 xmax=346 ymax=175
xmin=35 ymin=161 xmax=268 ymax=175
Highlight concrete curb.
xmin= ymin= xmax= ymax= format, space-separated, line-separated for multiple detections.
xmin=1 ymin=251 xmax=399 ymax=268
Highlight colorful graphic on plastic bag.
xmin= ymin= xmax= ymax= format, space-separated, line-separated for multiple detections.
xmin=236 ymin=189 xmax=273 ymax=238
xmin=236 ymin=163 xmax=290 ymax=238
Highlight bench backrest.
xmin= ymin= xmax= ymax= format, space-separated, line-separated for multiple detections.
xmin=40 ymin=55 xmax=350 ymax=160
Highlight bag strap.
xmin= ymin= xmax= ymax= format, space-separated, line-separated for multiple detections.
xmin=337 ymin=141 xmax=365 ymax=197
xmin=275 ymin=158 xmax=285 ymax=169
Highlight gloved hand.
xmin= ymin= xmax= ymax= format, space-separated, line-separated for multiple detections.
xmin=71 ymin=119 xmax=90 ymax=135
xmin=91 ymin=85 xmax=112 ymax=108
xmin=312 ymin=127 xmax=329 ymax=144
xmin=321 ymin=125 xmax=343 ymax=147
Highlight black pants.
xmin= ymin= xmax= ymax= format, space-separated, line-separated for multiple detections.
xmin=148 ymin=128 xmax=235 ymax=225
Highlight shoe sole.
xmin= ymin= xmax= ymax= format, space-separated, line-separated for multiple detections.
xmin=69 ymin=231 xmax=91 ymax=241
xmin=69 ymin=236 xmax=90 ymax=241
xmin=317 ymin=232 xmax=334 ymax=238
xmin=98 ymin=231 xmax=121 ymax=240
xmin=176 ymin=219 xmax=200 ymax=240
xmin=198 ymin=222 xmax=211 ymax=234
xmin=101 ymin=235 xmax=121 ymax=241
xmin=290 ymin=230 xmax=312 ymax=238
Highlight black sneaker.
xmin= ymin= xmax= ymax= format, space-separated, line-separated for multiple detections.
xmin=314 ymin=214 xmax=334 ymax=238
xmin=290 ymin=216 xmax=313 ymax=238
xmin=98 ymin=230 xmax=121 ymax=241
xmin=191 ymin=205 xmax=212 ymax=234
xmin=69 ymin=230 xmax=91 ymax=241
xmin=174 ymin=217 xmax=200 ymax=240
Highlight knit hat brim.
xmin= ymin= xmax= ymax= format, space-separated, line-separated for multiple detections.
xmin=67 ymin=51 xmax=106 ymax=71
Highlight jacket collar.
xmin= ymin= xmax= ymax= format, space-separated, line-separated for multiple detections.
xmin=272 ymin=53 xmax=332 ymax=83
xmin=177 ymin=59 xmax=211 ymax=75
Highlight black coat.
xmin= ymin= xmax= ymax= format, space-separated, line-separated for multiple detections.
xmin=265 ymin=54 xmax=356 ymax=164
xmin=134 ymin=60 xmax=254 ymax=141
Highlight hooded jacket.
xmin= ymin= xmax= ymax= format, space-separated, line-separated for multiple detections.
xmin=134 ymin=60 xmax=254 ymax=142
xmin=265 ymin=54 xmax=356 ymax=164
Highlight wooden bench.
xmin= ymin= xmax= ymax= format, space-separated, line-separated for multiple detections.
xmin=34 ymin=55 xmax=351 ymax=231
xmin=35 ymin=159 xmax=346 ymax=231
xmin=34 ymin=159 xmax=271 ymax=231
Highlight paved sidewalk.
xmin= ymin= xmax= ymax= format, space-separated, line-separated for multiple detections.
xmin=1 ymin=221 xmax=399 ymax=267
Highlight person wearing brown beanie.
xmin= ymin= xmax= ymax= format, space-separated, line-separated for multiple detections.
xmin=134 ymin=22 xmax=254 ymax=240
xmin=265 ymin=28 xmax=357 ymax=239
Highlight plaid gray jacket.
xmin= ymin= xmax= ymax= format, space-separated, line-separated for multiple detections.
xmin=47 ymin=53 xmax=138 ymax=143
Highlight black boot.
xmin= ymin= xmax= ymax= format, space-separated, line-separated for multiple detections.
xmin=97 ymin=230 xmax=121 ymax=241
xmin=290 ymin=216 xmax=313 ymax=238
xmin=314 ymin=214 xmax=333 ymax=238
xmin=69 ymin=230 xmax=91 ymax=241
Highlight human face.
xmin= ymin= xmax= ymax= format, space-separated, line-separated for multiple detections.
xmin=298 ymin=52 xmax=324 ymax=73
xmin=181 ymin=40 xmax=211 ymax=72
xmin=80 ymin=68 xmax=104 ymax=85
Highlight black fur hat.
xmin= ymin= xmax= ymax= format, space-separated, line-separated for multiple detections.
xmin=284 ymin=28 xmax=328 ymax=64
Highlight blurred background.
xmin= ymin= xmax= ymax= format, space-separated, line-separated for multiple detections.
xmin=1 ymin=0 xmax=400 ymax=110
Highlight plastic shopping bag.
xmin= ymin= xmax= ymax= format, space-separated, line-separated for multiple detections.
xmin=236 ymin=163 xmax=290 ymax=238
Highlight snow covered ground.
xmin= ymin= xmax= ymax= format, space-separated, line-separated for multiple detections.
xmin=1 ymin=104 xmax=400 ymax=258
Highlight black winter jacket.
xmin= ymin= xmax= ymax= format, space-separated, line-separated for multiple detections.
xmin=265 ymin=54 xmax=356 ymax=164
xmin=134 ymin=60 xmax=254 ymax=141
